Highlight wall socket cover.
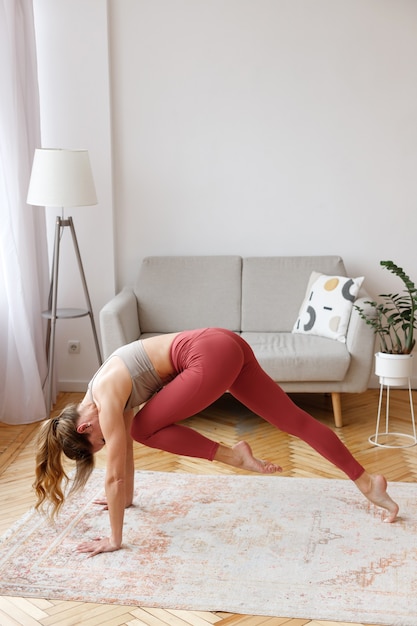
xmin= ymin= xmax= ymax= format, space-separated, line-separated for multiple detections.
xmin=68 ymin=340 xmax=80 ymax=354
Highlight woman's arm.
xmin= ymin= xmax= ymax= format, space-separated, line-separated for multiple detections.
xmin=77 ymin=420 xmax=127 ymax=556
xmin=92 ymin=409 xmax=135 ymax=510
xmin=103 ymin=412 xmax=129 ymax=549
xmin=77 ymin=364 xmax=133 ymax=557
xmin=124 ymin=409 xmax=135 ymax=507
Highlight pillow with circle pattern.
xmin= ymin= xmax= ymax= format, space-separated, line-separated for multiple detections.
xmin=292 ymin=271 xmax=364 ymax=343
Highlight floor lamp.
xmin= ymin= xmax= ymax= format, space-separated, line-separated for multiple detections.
xmin=27 ymin=148 xmax=103 ymax=416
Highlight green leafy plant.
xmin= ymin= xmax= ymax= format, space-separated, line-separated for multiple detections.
xmin=355 ymin=260 xmax=417 ymax=354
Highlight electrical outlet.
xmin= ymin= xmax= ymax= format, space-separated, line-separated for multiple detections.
xmin=68 ymin=340 xmax=80 ymax=354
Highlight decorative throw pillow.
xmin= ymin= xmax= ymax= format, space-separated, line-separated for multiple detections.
xmin=292 ymin=271 xmax=364 ymax=342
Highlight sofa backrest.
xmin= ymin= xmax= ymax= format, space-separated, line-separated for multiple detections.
xmin=241 ymin=256 xmax=347 ymax=332
xmin=135 ymin=255 xmax=242 ymax=333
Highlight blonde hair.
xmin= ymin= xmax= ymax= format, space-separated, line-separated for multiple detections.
xmin=33 ymin=403 xmax=94 ymax=517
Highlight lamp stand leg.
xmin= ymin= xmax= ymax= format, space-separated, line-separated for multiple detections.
xmin=67 ymin=217 xmax=102 ymax=365
xmin=45 ymin=216 xmax=62 ymax=417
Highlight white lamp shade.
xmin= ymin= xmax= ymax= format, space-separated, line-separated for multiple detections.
xmin=27 ymin=148 xmax=97 ymax=207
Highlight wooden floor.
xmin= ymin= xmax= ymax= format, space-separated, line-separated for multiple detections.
xmin=1 ymin=388 xmax=416 ymax=626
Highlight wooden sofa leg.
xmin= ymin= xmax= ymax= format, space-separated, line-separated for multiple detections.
xmin=331 ymin=392 xmax=343 ymax=428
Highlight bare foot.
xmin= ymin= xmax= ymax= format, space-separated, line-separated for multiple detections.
xmin=355 ymin=472 xmax=399 ymax=522
xmin=214 ymin=441 xmax=282 ymax=474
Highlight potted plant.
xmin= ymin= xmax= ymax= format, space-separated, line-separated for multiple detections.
xmin=355 ymin=260 xmax=417 ymax=386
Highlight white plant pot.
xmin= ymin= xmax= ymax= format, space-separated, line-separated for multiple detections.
xmin=375 ymin=352 xmax=413 ymax=387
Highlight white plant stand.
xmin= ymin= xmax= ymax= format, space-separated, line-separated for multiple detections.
xmin=369 ymin=379 xmax=417 ymax=448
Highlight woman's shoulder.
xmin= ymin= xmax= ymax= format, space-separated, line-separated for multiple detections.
xmin=92 ymin=356 xmax=132 ymax=403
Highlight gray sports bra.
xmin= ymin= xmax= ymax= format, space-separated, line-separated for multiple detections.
xmin=88 ymin=340 xmax=164 ymax=409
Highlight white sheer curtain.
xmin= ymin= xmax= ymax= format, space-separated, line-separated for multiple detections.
xmin=0 ymin=0 xmax=49 ymax=424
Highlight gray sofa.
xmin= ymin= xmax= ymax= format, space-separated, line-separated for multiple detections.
xmin=99 ymin=255 xmax=375 ymax=427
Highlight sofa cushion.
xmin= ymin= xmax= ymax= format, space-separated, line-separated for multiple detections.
xmin=135 ymin=256 xmax=242 ymax=333
xmin=241 ymin=256 xmax=346 ymax=332
xmin=241 ymin=332 xmax=350 ymax=381
xmin=292 ymin=271 xmax=364 ymax=343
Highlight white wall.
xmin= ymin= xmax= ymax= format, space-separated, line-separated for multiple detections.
xmin=33 ymin=0 xmax=114 ymax=389
xmin=34 ymin=0 xmax=417 ymax=390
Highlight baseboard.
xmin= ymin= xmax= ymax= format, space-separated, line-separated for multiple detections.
xmin=58 ymin=380 xmax=88 ymax=393
xmin=58 ymin=377 xmax=417 ymax=395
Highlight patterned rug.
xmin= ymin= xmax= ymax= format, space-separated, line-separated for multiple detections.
xmin=0 ymin=471 xmax=416 ymax=625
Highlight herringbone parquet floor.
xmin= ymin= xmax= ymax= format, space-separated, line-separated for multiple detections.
xmin=1 ymin=388 xmax=416 ymax=626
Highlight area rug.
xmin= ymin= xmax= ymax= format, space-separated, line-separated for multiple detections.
xmin=0 ymin=471 xmax=416 ymax=625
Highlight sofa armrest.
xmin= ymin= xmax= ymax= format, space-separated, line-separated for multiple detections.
xmin=99 ymin=287 xmax=140 ymax=359
xmin=343 ymin=295 xmax=376 ymax=391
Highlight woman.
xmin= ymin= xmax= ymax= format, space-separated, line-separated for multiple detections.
xmin=34 ymin=328 xmax=399 ymax=557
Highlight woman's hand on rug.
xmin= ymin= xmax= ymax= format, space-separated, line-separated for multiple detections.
xmin=93 ymin=497 xmax=133 ymax=510
xmin=76 ymin=536 xmax=121 ymax=557
xmin=93 ymin=497 xmax=109 ymax=510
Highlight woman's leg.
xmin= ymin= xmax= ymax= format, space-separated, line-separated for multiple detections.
xmin=221 ymin=332 xmax=365 ymax=480
xmin=218 ymin=332 xmax=398 ymax=521
xmin=132 ymin=327 xmax=363 ymax=479
xmin=131 ymin=329 xmax=247 ymax=459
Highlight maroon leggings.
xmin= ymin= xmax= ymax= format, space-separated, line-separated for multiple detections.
xmin=130 ymin=328 xmax=365 ymax=480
